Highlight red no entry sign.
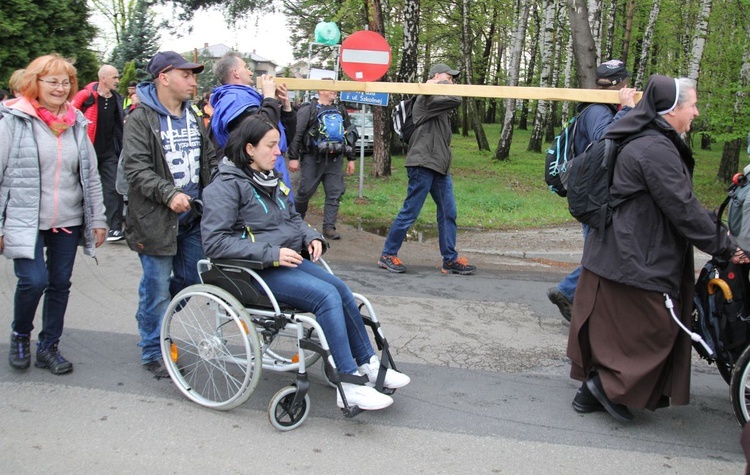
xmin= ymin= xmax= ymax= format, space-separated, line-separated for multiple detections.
xmin=340 ymin=30 xmax=392 ymax=82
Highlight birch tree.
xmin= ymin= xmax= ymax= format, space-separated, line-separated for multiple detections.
xmin=495 ymin=0 xmax=531 ymax=160
xmin=528 ymin=0 xmax=557 ymax=152
xmin=587 ymin=0 xmax=602 ymax=64
xmin=687 ymin=0 xmax=712 ymax=81
xmin=633 ymin=0 xmax=661 ymax=89
xmin=366 ymin=0 xmax=391 ymax=178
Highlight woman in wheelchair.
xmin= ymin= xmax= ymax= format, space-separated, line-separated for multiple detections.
xmin=200 ymin=116 xmax=410 ymax=411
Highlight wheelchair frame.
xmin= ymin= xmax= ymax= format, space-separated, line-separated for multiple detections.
xmin=159 ymin=257 xmax=400 ymax=431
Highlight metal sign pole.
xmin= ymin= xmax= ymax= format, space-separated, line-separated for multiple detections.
xmin=359 ymin=107 xmax=365 ymax=198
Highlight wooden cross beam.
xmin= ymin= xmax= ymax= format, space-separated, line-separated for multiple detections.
xmin=270 ymin=77 xmax=642 ymax=104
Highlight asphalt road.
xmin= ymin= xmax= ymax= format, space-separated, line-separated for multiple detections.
xmin=0 ymin=233 xmax=745 ymax=474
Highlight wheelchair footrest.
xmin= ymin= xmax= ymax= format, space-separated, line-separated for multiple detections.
xmin=341 ymin=406 xmax=364 ymax=418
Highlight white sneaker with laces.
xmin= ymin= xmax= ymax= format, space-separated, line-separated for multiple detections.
xmin=358 ymin=355 xmax=411 ymax=389
xmin=336 ymin=382 xmax=393 ymax=410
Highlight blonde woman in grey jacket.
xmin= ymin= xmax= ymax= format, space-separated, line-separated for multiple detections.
xmin=0 ymin=54 xmax=107 ymax=375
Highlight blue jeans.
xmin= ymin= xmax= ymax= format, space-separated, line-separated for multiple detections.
xmin=256 ymin=259 xmax=374 ymax=375
xmin=557 ymin=224 xmax=590 ymax=302
xmin=382 ymin=167 xmax=458 ymax=262
xmin=13 ymin=226 xmax=82 ymax=350
xmin=135 ymin=224 xmax=204 ymax=363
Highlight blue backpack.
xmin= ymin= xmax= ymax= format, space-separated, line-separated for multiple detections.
xmin=314 ymin=106 xmax=345 ymax=144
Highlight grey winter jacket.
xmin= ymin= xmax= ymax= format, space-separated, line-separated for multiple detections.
xmin=405 ymin=83 xmax=462 ymax=175
xmin=121 ymin=97 xmax=217 ymax=256
xmin=201 ymin=158 xmax=324 ymax=265
xmin=0 ymin=99 xmax=106 ymax=259
xmin=582 ymin=122 xmax=735 ymax=297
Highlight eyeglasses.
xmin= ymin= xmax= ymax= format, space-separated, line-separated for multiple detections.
xmin=38 ymin=79 xmax=72 ymax=89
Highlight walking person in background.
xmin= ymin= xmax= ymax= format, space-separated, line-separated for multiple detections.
xmin=567 ymin=74 xmax=747 ymax=422
xmin=72 ymin=64 xmax=125 ymax=242
xmin=121 ymin=51 xmax=217 ymax=378
xmin=1 ymin=54 xmax=107 ymax=374
xmin=378 ymin=63 xmax=476 ymax=275
xmin=287 ymin=81 xmax=356 ymax=240
xmin=546 ymin=59 xmax=636 ymax=321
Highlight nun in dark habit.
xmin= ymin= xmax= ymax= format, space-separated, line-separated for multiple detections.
xmin=566 ymin=74 xmax=747 ymax=422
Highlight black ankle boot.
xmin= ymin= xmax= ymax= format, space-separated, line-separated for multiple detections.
xmin=35 ymin=344 xmax=73 ymax=375
xmin=9 ymin=333 xmax=31 ymax=370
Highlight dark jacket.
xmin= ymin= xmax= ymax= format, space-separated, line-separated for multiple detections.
xmin=71 ymin=82 xmax=124 ymax=155
xmin=121 ymin=85 xmax=217 ymax=255
xmin=573 ymin=103 xmax=630 ymax=154
xmin=201 ymin=158 xmax=324 ymax=265
xmin=582 ymin=120 xmax=735 ymax=296
xmin=405 ymin=84 xmax=462 ymax=175
xmin=287 ymin=99 xmax=351 ymax=160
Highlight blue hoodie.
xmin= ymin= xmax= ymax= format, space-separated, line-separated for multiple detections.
xmin=136 ymin=82 xmax=201 ymax=224
xmin=209 ymin=84 xmax=288 ymax=153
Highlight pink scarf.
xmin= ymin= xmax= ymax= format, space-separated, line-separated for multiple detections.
xmin=31 ymin=100 xmax=77 ymax=136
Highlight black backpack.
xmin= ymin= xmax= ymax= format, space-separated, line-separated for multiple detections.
xmin=565 ymin=130 xmax=656 ymax=233
xmin=392 ymin=96 xmax=418 ymax=144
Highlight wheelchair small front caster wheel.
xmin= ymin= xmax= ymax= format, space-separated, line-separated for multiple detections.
xmin=268 ymin=385 xmax=310 ymax=431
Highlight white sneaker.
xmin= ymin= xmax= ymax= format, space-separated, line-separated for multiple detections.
xmin=358 ymin=355 xmax=411 ymax=389
xmin=336 ymin=382 xmax=393 ymax=410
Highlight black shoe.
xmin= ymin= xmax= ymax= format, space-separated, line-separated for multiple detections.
xmin=547 ymin=287 xmax=572 ymax=322
xmin=586 ymin=374 xmax=634 ymax=422
xmin=323 ymin=227 xmax=341 ymax=240
xmin=35 ymin=344 xmax=73 ymax=375
xmin=143 ymin=359 xmax=171 ymax=379
xmin=9 ymin=333 xmax=31 ymax=370
xmin=107 ymin=229 xmax=124 ymax=242
xmin=441 ymin=257 xmax=477 ymax=275
xmin=572 ymin=381 xmax=604 ymax=413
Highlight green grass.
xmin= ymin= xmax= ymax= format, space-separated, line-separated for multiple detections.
xmin=307 ymin=123 xmax=733 ymax=230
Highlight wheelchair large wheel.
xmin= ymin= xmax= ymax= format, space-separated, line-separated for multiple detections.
xmin=161 ymin=284 xmax=262 ymax=410
xmin=730 ymin=345 xmax=750 ymax=426
xmin=268 ymin=385 xmax=311 ymax=431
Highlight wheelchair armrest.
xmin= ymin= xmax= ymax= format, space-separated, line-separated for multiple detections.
xmin=211 ymin=258 xmax=265 ymax=270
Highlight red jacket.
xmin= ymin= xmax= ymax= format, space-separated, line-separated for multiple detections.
xmin=71 ymin=82 xmax=124 ymax=152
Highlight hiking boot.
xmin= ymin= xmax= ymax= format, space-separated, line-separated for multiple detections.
xmin=143 ymin=359 xmax=170 ymax=379
xmin=35 ymin=344 xmax=73 ymax=375
xmin=336 ymin=382 xmax=394 ymax=410
xmin=358 ymin=355 xmax=411 ymax=389
xmin=586 ymin=373 xmax=634 ymax=422
xmin=378 ymin=255 xmax=406 ymax=273
xmin=107 ymin=229 xmax=124 ymax=242
xmin=547 ymin=287 xmax=573 ymax=322
xmin=441 ymin=257 xmax=476 ymax=275
xmin=9 ymin=333 xmax=31 ymax=370
xmin=572 ymin=381 xmax=604 ymax=413
xmin=323 ymin=228 xmax=341 ymax=240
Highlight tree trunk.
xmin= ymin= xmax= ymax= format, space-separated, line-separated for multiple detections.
xmin=602 ymin=0 xmax=617 ymax=60
xmin=529 ymin=0 xmax=556 ymax=153
xmin=561 ymin=26 xmax=574 ymax=122
xmin=718 ymin=139 xmax=742 ymax=183
xmin=567 ymin=0 xmax=597 ymax=88
xmin=461 ymin=0 xmax=490 ymax=151
xmin=495 ymin=1 xmax=531 ymax=161
xmin=519 ymin=6 xmax=541 ymax=131
xmin=621 ymin=0 xmax=635 ymax=61
xmin=587 ymin=0 xmax=602 ymax=64
xmin=366 ymin=0 xmax=391 ymax=178
xmin=687 ymin=0 xmax=712 ymax=81
xmin=633 ymin=0 xmax=660 ymax=89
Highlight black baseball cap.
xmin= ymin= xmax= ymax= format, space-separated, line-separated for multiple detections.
xmin=596 ymin=59 xmax=631 ymax=86
xmin=147 ymin=51 xmax=204 ymax=79
xmin=428 ymin=63 xmax=460 ymax=77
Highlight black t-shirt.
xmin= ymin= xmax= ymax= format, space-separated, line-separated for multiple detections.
xmin=94 ymin=94 xmax=117 ymax=157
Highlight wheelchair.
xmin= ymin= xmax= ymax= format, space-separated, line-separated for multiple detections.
xmin=158 ymin=257 xmax=403 ymax=431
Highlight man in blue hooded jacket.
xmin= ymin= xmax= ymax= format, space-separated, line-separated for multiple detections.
xmin=121 ymin=51 xmax=218 ymax=378
xmin=209 ymin=51 xmax=296 ymax=201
